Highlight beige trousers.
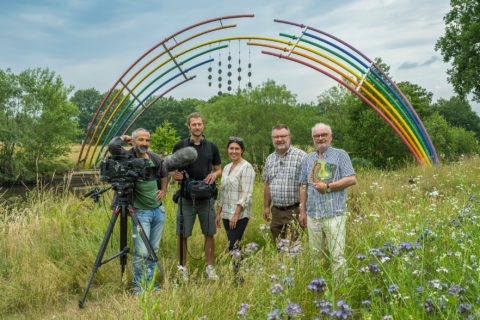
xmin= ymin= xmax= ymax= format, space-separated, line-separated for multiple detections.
xmin=307 ymin=214 xmax=347 ymax=281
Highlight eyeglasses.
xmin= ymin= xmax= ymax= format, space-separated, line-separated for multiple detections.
xmin=272 ymin=135 xmax=289 ymax=140
xmin=229 ymin=136 xmax=243 ymax=143
xmin=313 ymin=133 xmax=330 ymax=139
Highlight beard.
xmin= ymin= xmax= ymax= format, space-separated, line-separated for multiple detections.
xmin=274 ymin=142 xmax=290 ymax=153
xmin=315 ymin=142 xmax=330 ymax=153
xmin=134 ymin=144 xmax=148 ymax=154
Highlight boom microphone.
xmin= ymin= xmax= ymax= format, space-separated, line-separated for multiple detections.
xmin=164 ymin=147 xmax=198 ymax=171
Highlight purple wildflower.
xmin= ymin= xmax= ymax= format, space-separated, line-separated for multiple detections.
xmin=244 ymin=242 xmax=258 ymax=254
xmin=231 ymin=249 xmax=242 ymax=259
xmin=388 ymin=284 xmax=399 ymax=293
xmin=336 ymin=300 xmax=352 ymax=318
xmin=237 ymin=303 xmax=250 ymax=318
xmin=267 ymin=308 xmax=284 ymax=320
xmin=314 ymin=300 xmax=333 ymax=309
xmin=416 ymin=286 xmax=424 ymax=293
xmin=361 ymin=300 xmax=371 ymax=308
xmin=399 ymin=241 xmax=413 ymax=252
xmin=368 ymin=247 xmax=385 ymax=258
xmin=448 ymin=284 xmax=466 ymax=296
xmin=368 ymin=262 xmax=381 ymax=274
xmin=281 ymin=276 xmax=294 ymax=287
xmin=270 ymin=283 xmax=284 ymax=295
xmin=285 ymin=302 xmax=303 ymax=319
xmin=308 ymin=277 xmax=327 ymax=294
xmin=424 ymin=298 xmax=436 ymax=313
xmin=356 ymin=253 xmax=366 ymax=260
xmin=457 ymin=303 xmax=472 ymax=314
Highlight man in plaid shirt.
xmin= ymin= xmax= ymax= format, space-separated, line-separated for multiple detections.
xmin=262 ymin=124 xmax=306 ymax=244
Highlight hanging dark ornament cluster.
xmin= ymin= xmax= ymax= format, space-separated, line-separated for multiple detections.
xmin=217 ymin=50 xmax=222 ymax=95
xmin=248 ymin=42 xmax=252 ymax=88
xmin=237 ymin=40 xmax=242 ymax=89
xmin=208 ymin=41 xmax=253 ymax=95
xmin=227 ymin=45 xmax=232 ymax=92
xmin=207 ymin=46 xmax=212 ymax=87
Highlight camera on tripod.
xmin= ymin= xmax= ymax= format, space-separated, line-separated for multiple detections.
xmin=100 ymin=156 xmax=154 ymax=183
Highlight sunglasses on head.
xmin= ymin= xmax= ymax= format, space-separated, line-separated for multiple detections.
xmin=229 ymin=136 xmax=243 ymax=143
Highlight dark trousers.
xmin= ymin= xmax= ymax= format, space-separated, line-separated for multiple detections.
xmin=222 ymin=217 xmax=249 ymax=251
xmin=270 ymin=205 xmax=303 ymax=243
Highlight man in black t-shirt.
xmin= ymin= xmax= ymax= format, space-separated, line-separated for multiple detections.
xmin=171 ymin=112 xmax=222 ymax=280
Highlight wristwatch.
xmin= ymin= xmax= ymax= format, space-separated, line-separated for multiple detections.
xmin=326 ymin=183 xmax=331 ymax=193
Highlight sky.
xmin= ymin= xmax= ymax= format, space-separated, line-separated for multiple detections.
xmin=2 ymin=0 xmax=479 ymax=114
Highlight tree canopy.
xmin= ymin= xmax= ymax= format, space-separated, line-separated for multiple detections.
xmin=435 ymin=0 xmax=480 ymax=102
xmin=0 ymin=68 xmax=79 ymax=182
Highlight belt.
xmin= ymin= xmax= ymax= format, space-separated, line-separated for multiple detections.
xmin=272 ymin=203 xmax=299 ymax=211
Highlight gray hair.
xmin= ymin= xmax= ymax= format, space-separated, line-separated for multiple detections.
xmin=311 ymin=123 xmax=332 ymax=136
xmin=271 ymin=124 xmax=291 ymax=136
xmin=132 ymin=128 xmax=149 ymax=140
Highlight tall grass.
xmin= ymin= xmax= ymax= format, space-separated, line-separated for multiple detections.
xmin=1 ymin=156 xmax=479 ymax=319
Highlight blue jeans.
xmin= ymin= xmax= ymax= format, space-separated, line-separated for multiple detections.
xmin=132 ymin=205 xmax=166 ymax=287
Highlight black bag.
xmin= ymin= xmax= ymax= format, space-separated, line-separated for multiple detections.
xmin=187 ymin=179 xmax=217 ymax=200
xmin=172 ymin=189 xmax=181 ymax=204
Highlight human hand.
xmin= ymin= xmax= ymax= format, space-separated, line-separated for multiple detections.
xmin=263 ymin=208 xmax=271 ymax=222
xmin=121 ymin=135 xmax=134 ymax=145
xmin=229 ymin=215 xmax=238 ymax=229
xmin=215 ymin=214 xmax=221 ymax=228
xmin=314 ymin=182 xmax=327 ymax=194
xmin=204 ymin=172 xmax=217 ymax=184
xmin=299 ymin=212 xmax=307 ymax=228
xmin=172 ymin=171 xmax=184 ymax=182
xmin=156 ymin=190 xmax=166 ymax=201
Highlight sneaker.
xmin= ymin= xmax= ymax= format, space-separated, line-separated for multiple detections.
xmin=178 ymin=266 xmax=189 ymax=282
xmin=205 ymin=265 xmax=219 ymax=280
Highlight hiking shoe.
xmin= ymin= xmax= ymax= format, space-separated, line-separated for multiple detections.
xmin=205 ymin=265 xmax=219 ymax=280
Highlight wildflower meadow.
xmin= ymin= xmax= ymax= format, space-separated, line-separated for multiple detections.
xmin=0 ymin=156 xmax=479 ymax=319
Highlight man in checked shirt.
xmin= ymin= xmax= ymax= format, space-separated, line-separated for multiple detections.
xmin=262 ymin=124 xmax=306 ymax=244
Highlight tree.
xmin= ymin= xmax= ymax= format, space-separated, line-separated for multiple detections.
xmin=432 ymin=96 xmax=480 ymax=139
xmin=0 ymin=69 xmax=24 ymax=180
xmin=424 ymin=112 xmax=479 ymax=161
xmin=150 ymin=120 xmax=180 ymax=156
xmin=132 ymin=97 xmax=199 ymax=139
xmin=70 ymin=88 xmax=104 ymax=141
xmin=0 ymin=68 xmax=79 ymax=181
xmin=435 ymin=0 xmax=480 ymax=102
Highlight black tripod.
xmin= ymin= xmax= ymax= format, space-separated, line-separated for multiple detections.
xmin=79 ymin=182 xmax=164 ymax=308
xmin=178 ymin=173 xmax=188 ymax=267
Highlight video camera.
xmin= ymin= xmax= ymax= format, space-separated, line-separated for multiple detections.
xmin=100 ymin=156 xmax=154 ymax=183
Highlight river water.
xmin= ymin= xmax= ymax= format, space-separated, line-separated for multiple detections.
xmin=1 ymin=170 xmax=101 ymax=203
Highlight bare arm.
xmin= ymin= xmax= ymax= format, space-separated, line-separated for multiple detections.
xmin=299 ymin=184 xmax=308 ymax=227
xmin=205 ymin=164 xmax=222 ymax=184
xmin=156 ymin=177 xmax=168 ymax=201
xmin=313 ymin=175 xmax=357 ymax=194
xmin=263 ymin=183 xmax=272 ymax=221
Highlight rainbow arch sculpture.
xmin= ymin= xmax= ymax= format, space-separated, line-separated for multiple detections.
xmin=77 ymin=14 xmax=438 ymax=168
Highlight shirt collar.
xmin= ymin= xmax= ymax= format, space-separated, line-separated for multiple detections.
xmin=275 ymin=146 xmax=292 ymax=158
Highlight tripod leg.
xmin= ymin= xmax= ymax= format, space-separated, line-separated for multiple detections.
xmin=120 ymin=206 xmax=128 ymax=276
xmin=129 ymin=211 xmax=165 ymax=278
xmin=79 ymin=212 xmax=119 ymax=308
